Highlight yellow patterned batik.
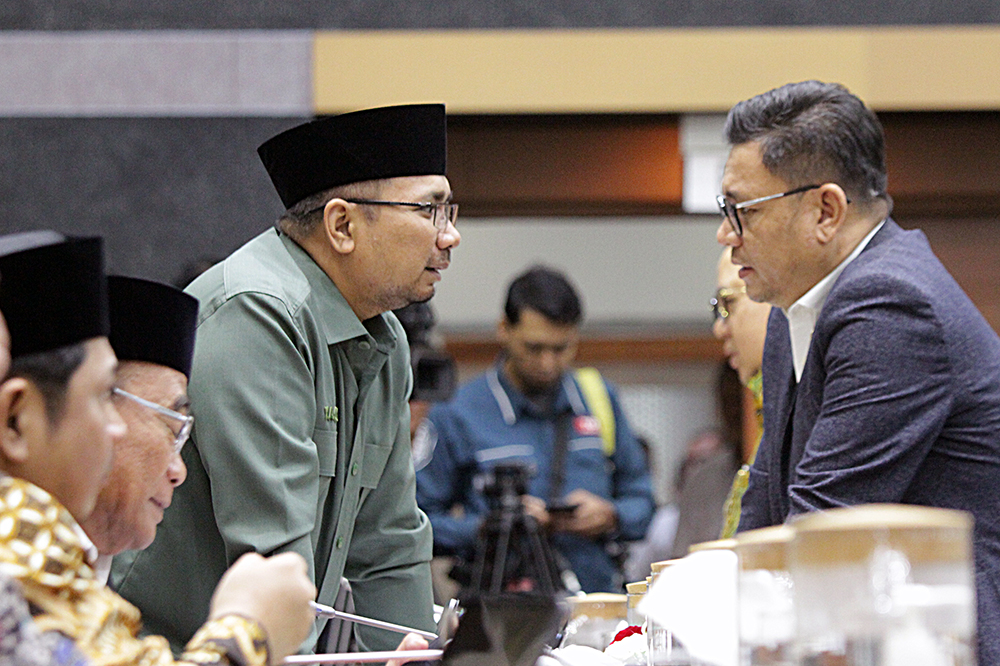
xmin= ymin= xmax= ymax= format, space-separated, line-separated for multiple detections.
xmin=0 ymin=476 xmax=269 ymax=666
xmin=720 ymin=372 xmax=764 ymax=539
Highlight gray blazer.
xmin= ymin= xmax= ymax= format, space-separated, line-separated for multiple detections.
xmin=739 ymin=219 xmax=1000 ymax=663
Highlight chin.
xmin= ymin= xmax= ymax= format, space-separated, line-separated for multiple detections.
xmin=132 ymin=531 xmax=156 ymax=552
xmin=525 ymin=378 xmax=559 ymax=394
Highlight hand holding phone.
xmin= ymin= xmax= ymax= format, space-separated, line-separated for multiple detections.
xmin=545 ymin=501 xmax=579 ymax=516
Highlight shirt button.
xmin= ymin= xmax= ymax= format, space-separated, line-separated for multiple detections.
xmin=358 ymin=341 xmax=371 ymax=350
xmin=336 ymin=536 xmax=344 ymax=549
xmin=351 ymin=462 xmax=359 ymax=476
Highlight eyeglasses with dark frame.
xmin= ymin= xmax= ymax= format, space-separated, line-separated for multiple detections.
xmin=306 ymin=199 xmax=458 ymax=232
xmin=113 ymin=387 xmax=193 ymax=455
xmin=715 ymin=184 xmax=822 ymax=237
xmin=710 ymin=286 xmax=748 ymax=321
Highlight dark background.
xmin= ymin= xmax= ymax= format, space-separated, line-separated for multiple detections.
xmin=0 ymin=118 xmax=295 ymax=284
xmin=4 ymin=0 xmax=1000 ymax=30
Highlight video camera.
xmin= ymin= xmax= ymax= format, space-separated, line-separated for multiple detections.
xmin=393 ymin=302 xmax=457 ymax=403
xmin=466 ymin=462 xmax=566 ymax=596
xmin=411 ymin=347 xmax=457 ymax=403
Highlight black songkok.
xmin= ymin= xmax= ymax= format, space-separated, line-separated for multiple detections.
xmin=257 ymin=104 xmax=447 ymax=209
xmin=108 ymin=276 xmax=199 ymax=379
xmin=0 ymin=234 xmax=108 ymax=359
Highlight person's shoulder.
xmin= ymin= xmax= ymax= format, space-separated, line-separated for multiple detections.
xmin=845 ymin=221 xmax=939 ymax=279
xmin=226 ymin=231 xmax=310 ymax=302
xmin=458 ymin=372 xmax=495 ymax=401
xmin=189 ymin=231 xmax=310 ymax=319
xmin=429 ymin=372 xmax=495 ymax=417
xmin=831 ymin=224 xmax=934 ymax=297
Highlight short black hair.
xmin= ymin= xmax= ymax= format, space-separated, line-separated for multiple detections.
xmin=504 ymin=266 xmax=583 ymax=326
xmin=7 ymin=342 xmax=87 ymax=423
xmin=725 ymin=80 xmax=890 ymax=210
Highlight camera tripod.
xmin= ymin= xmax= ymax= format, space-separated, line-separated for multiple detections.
xmin=466 ymin=463 xmax=565 ymax=595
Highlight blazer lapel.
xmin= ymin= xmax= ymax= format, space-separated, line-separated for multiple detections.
xmin=762 ymin=308 xmax=797 ymax=523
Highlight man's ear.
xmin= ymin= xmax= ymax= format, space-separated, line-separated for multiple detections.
xmin=497 ymin=318 xmax=512 ymax=345
xmin=322 ymin=199 xmax=357 ymax=256
xmin=814 ymin=183 xmax=850 ymax=244
xmin=0 ymin=378 xmax=41 ymax=466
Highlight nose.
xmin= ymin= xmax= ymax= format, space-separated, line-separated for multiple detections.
xmin=438 ymin=219 xmax=460 ymax=249
xmin=167 ymin=453 xmax=187 ymax=487
xmin=537 ymin=350 xmax=560 ymax=377
xmin=712 ymin=317 xmax=728 ymax=341
xmin=716 ymin=218 xmax=740 ymax=247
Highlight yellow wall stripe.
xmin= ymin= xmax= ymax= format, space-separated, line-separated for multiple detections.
xmin=314 ymin=27 xmax=1000 ymax=113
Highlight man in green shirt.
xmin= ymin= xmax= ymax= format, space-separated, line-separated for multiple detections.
xmin=113 ymin=104 xmax=461 ymax=654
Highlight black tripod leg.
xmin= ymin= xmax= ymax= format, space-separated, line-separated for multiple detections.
xmin=491 ymin=512 xmax=515 ymax=593
xmin=521 ymin=516 xmax=557 ymax=594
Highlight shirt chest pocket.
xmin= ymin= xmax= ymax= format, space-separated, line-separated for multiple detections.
xmin=314 ymin=426 xmax=338 ymax=477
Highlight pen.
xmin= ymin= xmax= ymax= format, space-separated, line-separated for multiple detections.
xmin=310 ymin=601 xmax=439 ymax=641
xmin=283 ymin=649 xmax=444 ymax=664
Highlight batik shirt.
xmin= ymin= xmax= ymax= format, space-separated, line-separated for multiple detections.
xmin=720 ymin=371 xmax=764 ymax=539
xmin=0 ymin=476 xmax=270 ymax=666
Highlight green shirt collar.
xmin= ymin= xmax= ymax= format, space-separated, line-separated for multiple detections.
xmin=277 ymin=230 xmax=397 ymax=350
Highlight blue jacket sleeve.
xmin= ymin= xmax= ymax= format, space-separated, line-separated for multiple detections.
xmin=415 ymin=403 xmax=482 ymax=557
xmin=606 ymin=384 xmax=656 ymax=541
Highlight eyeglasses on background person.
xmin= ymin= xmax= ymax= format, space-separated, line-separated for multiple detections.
xmin=112 ymin=387 xmax=193 ymax=455
xmin=710 ymin=286 xmax=748 ymax=321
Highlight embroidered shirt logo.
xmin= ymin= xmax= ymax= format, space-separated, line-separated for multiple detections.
xmin=324 ymin=406 xmax=338 ymax=422
xmin=573 ymin=415 xmax=601 ymax=437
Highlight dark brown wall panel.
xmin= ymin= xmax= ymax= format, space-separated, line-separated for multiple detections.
xmin=884 ymin=112 xmax=1000 ymax=217
xmin=448 ymin=115 xmax=683 ymax=216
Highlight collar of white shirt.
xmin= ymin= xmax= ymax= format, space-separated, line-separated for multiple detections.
xmin=94 ymin=553 xmax=112 ymax=586
xmin=784 ymin=220 xmax=885 ymax=382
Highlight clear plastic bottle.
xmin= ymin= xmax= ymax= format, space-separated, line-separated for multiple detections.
xmin=646 ymin=559 xmax=690 ymax=666
xmin=626 ymin=580 xmax=647 ymax=627
xmin=561 ymin=593 xmax=628 ymax=651
xmin=789 ymin=504 xmax=976 ymax=666
xmin=734 ymin=525 xmax=795 ymax=666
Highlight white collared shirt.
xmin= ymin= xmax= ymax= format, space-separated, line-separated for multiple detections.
xmin=94 ymin=554 xmax=112 ymax=585
xmin=785 ymin=220 xmax=885 ymax=381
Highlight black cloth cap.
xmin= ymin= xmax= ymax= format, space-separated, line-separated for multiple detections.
xmin=0 ymin=235 xmax=108 ymax=359
xmin=108 ymin=276 xmax=199 ymax=379
xmin=257 ymin=103 xmax=447 ymax=209
xmin=0 ymin=230 xmax=65 ymax=257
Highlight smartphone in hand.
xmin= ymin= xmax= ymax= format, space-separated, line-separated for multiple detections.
xmin=545 ymin=501 xmax=579 ymax=516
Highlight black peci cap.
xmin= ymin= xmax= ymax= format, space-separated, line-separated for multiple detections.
xmin=258 ymin=103 xmax=447 ymax=209
xmin=108 ymin=276 xmax=199 ymax=379
xmin=0 ymin=234 xmax=108 ymax=359
xmin=0 ymin=230 xmax=65 ymax=258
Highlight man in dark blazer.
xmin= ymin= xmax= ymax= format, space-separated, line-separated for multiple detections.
xmin=716 ymin=80 xmax=1000 ymax=662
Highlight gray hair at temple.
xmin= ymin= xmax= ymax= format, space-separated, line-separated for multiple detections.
xmin=279 ymin=180 xmax=384 ymax=241
xmin=725 ymin=80 xmax=891 ymax=212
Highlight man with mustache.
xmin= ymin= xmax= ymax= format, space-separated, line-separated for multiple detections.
xmin=115 ymin=104 xmax=461 ymax=656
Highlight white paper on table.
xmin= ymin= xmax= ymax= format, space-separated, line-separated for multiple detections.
xmin=538 ymin=644 xmax=620 ymax=666
xmin=636 ymin=549 xmax=738 ymax=666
